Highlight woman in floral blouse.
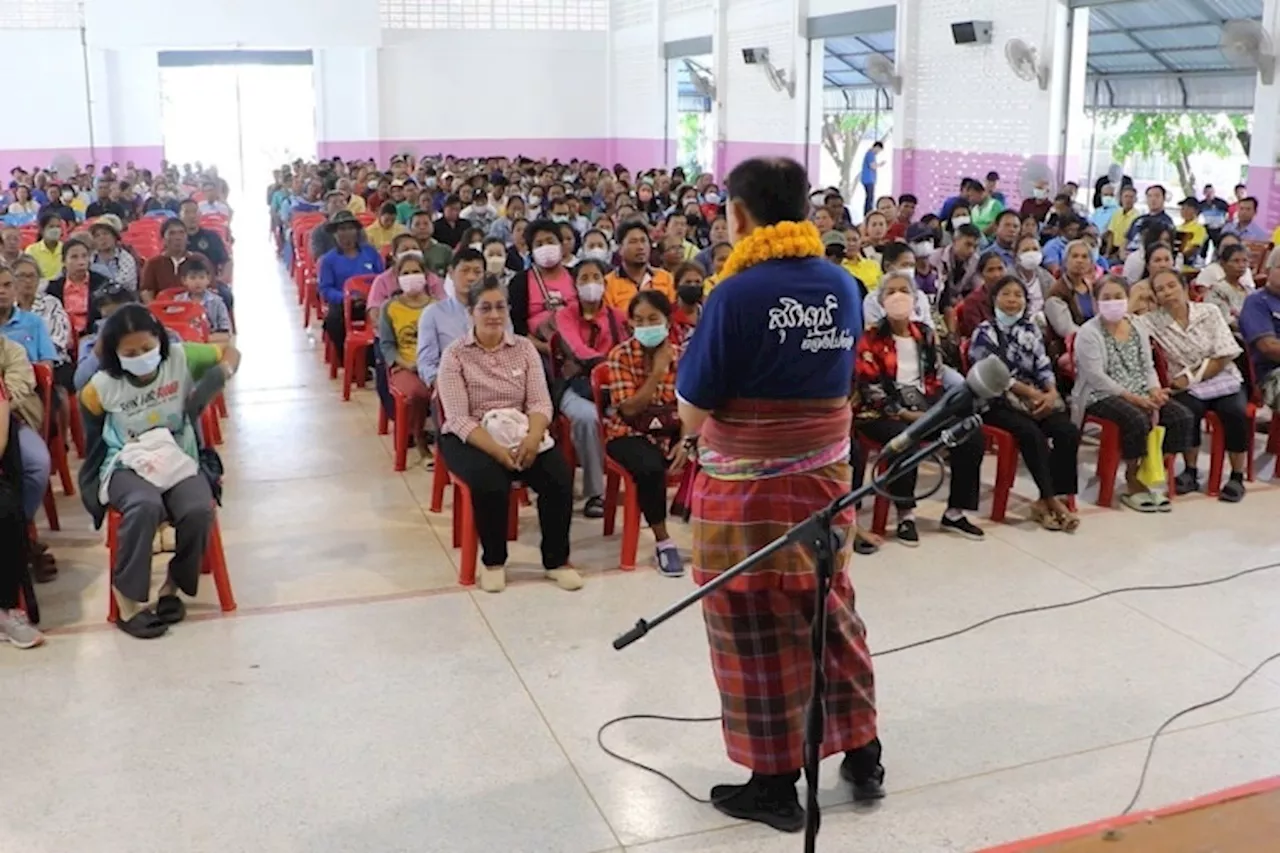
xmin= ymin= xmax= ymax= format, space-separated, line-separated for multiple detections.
xmin=1139 ymin=269 xmax=1249 ymax=502
xmin=854 ymin=271 xmax=985 ymax=546
xmin=968 ymin=275 xmax=1080 ymax=531
xmin=11 ymin=256 xmax=72 ymax=388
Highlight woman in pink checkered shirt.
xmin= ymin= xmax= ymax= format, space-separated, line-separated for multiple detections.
xmin=436 ymin=276 xmax=580 ymax=594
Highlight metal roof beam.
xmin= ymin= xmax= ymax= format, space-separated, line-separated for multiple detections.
xmin=1090 ymin=21 xmax=1232 ymax=36
xmin=825 ymin=49 xmax=865 ymax=74
xmin=852 ymin=35 xmax=894 ymax=62
xmin=1090 ymin=45 xmax=1231 ymax=57
xmin=1091 ymin=6 xmax=1181 ymax=74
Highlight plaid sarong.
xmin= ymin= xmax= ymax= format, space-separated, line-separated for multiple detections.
xmin=702 ymin=573 xmax=877 ymax=773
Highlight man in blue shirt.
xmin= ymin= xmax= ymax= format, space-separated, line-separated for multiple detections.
xmin=416 ymin=249 xmax=484 ymax=387
xmin=860 ymin=141 xmax=883 ymax=217
xmin=1224 ymin=196 xmax=1270 ymax=241
xmin=1089 ymin=182 xmax=1119 ymax=234
xmin=0 ymin=270 xmax=56 ymax=365
xmin=1041 ymin=216 xmax=1083 ymax=274
xmin=1238 ymin=265 xmax=1280 ymax=409
xmin=1124 ymin=184 xmax=1174 ymax=246
xmin=319 ymin=210 xmax=384 ymax=364
xmin=676 ymin=156 xmax=882 ymax=832
xmin=984 ymin=210 xmax=1020 ymax=268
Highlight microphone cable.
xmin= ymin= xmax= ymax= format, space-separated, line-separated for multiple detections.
xmin=597 ymin=558 xmax=1280 ymax=814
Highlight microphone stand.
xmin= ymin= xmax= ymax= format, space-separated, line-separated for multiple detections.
xmin=613 ymin=414 xmax=984 ymax=853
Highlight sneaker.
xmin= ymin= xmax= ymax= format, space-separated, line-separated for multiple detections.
xmin=710 ymin=776 xmax=805 ymax=834
xmin=1174 ymin=469 xmax=1200 ymax=495
xmin=547 ymin=567 xmax=584 ymax=591
xmin=895 ymin=519 xmax=919 ymax=547
xmin=0 ymin=609 xmax=45 ymax=649
xmin=477 ymin=565 xmax=506 ymax=593
xmin=656 ymin=544 xmax=685 ymax=578
xmin=839 ymin=758 xmax=887 ymax=802
xmin=939 ymin=514 xmax=985 ymax=541
xmin=582 ymin=496 xmax=605 ymax=519
xmin=1219 ymin=476 xmax=1246 ymax=503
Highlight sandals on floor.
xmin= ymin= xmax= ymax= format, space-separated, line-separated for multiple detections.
xmin=116 ymin=610 xmax=168 ymax=639
xmin=1119 ymin=491 xmax=1159 ymax=513
xmin=1029 ymin=504 xmax=1064 ymax=531
xmin=1057 ymin=510 xmax=1081 ymax=533
xmin=156 ymin=595 xmax=187 ymax=625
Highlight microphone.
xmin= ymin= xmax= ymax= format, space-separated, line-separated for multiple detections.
xmin=882 ymin=355 xmax=1012 ymax=461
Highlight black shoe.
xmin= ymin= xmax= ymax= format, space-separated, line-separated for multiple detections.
xmin=115 ymin=610 xmax=168 ymax=639
xmin=710 ymin=775 xmax=805 ymax=833
xmin=582 ymin=496 xmax=605 ymax=519
xmin=840 ymin=759 xmax=887 ymax=802
xmin=1174 ymin=469 xmax=1200 ymax=495
xmin=895 ymin=519 xmax=919 ymax=547
xmin=156 ymin=594 xmax=186 ymax=625
xmin=939 ymin=514 xmax=984 ymax=541
xmin=1219 ymin=476 xmax=1246 ymax=503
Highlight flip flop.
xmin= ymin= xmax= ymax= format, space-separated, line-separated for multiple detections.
xmin=116 ymin=610 xmax=168 ymax=639
xmin=1153 ymin=491 xmax=1172 ymax=512
xmin=1119 ymin=491 xmax=1158 ymax=513
xmin=156 ymin=594 xmax=186 ymax=625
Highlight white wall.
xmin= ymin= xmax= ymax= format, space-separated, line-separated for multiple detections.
xmin=0 ymin=30 xmax=94 ymax=152
xmin=83 ymin=0 xmax=381 ymax=48
xmin=608 ymin=0 xmax=668 ymax=169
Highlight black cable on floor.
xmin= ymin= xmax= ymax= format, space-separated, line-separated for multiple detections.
xmin=597 ymin=558 xmax=1280 ymax=811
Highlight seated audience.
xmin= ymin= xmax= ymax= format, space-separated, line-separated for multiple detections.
xmin=953 ymin=250 xmax=1006 ymax=340
xmin=365 ymin=202 xmax=407 ymax=252
xmin=172 ymin=258 xmax=232 ymax=341
xmin=88 ymin=215 xmax=139 ymax=291
xmin=968 ymin=276 xmax=1080 ymax=531
xmin=7 ymin=185 xmax=38 ymax=217
xmin=407 ymin=209 xmax=454 ymax=276
xmin=481 ymin=237 xmax=514 ymax=287
xmin=368 ymin=236 xmax=437 ymax=321
xmin=78 ymin=305 xmax=240 ymax=638
xmin=1195 ymin=233 xmax=1255 ymax=294
xmin=0 ymin=386 xmax=44 ymax=648
xmin=11 ymin=256 xmax=72 ymax=386
xmin=318 ymin=211 xmax=384 ymax=363
xmin=0 ymin=227 xmax=22 ymax=268
xmin=604 ymin=221 xmax=676 ymax=309
xmin=417 ymin=249 xmax=486 ymax=388
xmin=1239 ymin=264 xmax=1280 ymax=410
xmin=853 ymin=271 xmax=985 ymax=546
xmin=27 ymin=213 xmax=65 ymax=281
xmin=378 ymin=252 xmax=436 ymax=454
xmin=139 ymin=219 xmax=213 ymax=304
xmin=509 ymin=219 xmax=579 ymax=346
xmin=864 ymin=242 xmax=933 ymax=329
xmin=603 ymin=291 xmax=689 ymax=573
xmin=1175 ymin=197 xmax=1208 ymax=265
xmin=1070 ymin=276 xmax=1195 ymax=512
xmin=671 ymin=261 xmax=705 ymax=342
xmin=1203 ymin=243 xmax=1254 ymax=330
xmin=1044 ymin=239 xmax=1098 ymax=342
xmin=1010 ymin=234 xmax=1050 ymax=319
xmin=930 ymin=223 xmax=981 ymax=314
xmin=433 ymin=195 xmax=470 ymax=248
xmin=1139 ymin=270 xmax=1249 ymax=501
xmin=0 ymin=324 xmax=54 ymax=583
xmin=435 ymin=277 xmax=579 ymax=594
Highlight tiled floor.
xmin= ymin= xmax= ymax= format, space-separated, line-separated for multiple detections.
xmin=8 ymin=213 xmax=1280 ymax=853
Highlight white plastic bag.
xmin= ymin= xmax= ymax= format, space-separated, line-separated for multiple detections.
xmin=116 ymin=428 xmax=200 ymax=492
xmin=481 ymin=408 xmax=555 ymax=453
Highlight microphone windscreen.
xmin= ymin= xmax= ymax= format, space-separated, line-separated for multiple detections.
xmin=966 ymin=355 xmax=1013 ymax=399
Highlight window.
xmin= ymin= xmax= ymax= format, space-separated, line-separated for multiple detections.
xmin=380 ymin=0 xmax=606 ymax=30
xmin=0 ymin=0 xmax=83 ymax=28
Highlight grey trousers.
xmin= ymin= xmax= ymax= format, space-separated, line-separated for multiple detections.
xmin=107 ymin=469 xmax=214 ymax=604
xmin=559 ymin=387 xmax=605 ymax=500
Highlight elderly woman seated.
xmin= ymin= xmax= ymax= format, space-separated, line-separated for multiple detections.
xmin=1202 ymin=243 xmax=1255 ymax=330
xmin=436 ymin=276 xmax=580 ymax=594
xmin=78 ymin=305 xmax=241 ymax=638
xmin=1070 ymin=276 xmax=1196 ymax=513
xmin=1045 ymin=239 xmax=1098 ymax=342
xmin=1139 ymin=270 xmax=1249 ymax=501
xmin=47 ymin=238 xmax=112 ymax=336
xmin=952 ymin=250 xmax=1006 ymax=340
xmin=969 ymin=275 xmax=1081 ymax=531
xmin=1196 ymin=233 xmax=1255 ymax=295
xmin=11 ymin=255 xmax=73 ymax=388
xmin=377 ymin=252 xmax=436 ymax=455
xmin=603 ymin=291 xmax=687 ymax=577
xmin=853 ymin=270 xmax=985 ymax=546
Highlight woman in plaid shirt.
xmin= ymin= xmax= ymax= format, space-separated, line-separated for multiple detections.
xmin=602 ymin=291 xmax=688 ymax=577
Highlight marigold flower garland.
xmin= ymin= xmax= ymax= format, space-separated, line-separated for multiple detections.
xmin=716 ymin=221 xmax=825 ymax=281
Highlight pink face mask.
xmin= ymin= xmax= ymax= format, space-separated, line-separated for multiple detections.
xmin=399 ymin=273 xmax=427 ymax=295
xmin=882 ymin=291 xmax=914 ymax=322
xmin=1097 ymin=298 xmax=1128 ymax=323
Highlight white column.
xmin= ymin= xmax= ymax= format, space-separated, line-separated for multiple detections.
xmin=1246 ymin=0 xmax=1280 ymax=226
xmin=315 ymin=47 xmax=380 ymax=162
xmin=606 ymin=0 xmax=666 ymax=170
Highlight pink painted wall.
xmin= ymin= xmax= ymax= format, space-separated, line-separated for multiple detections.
xmin=1246 ymin=164 xmax=1280 ymax=231
xmin=318 ymin=139 xmax=614 ymax=166
xmin=0 ymin=145 xmax=164 ymax=179
xmin=893 ymin=148 xmax=1063 ymax=216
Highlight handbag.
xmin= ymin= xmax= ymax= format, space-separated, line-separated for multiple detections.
xmin=621 ymin=405 xmax=680 ymax=439
xmin=1137 ymin=424 xmax=1167 ymax=490
xmin=1187 ymin=370 xmax=1242 ymax=401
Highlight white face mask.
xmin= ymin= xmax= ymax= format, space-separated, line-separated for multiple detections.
xmin=1018 ymin=250 xmax=1043 ymax=270
xmin=951 ymin=216 xmax=971 ymax=228
xmin=468 ymin=242 xmax=482 ymax=251
xmin=577 ymin=281 xmax=605 ymax=303
xmin=583 ymin=246 xmax=611 ymax=263
xmin=910 ymin=241 xmax=934 ymax=257
xmin=485 ymin=256 xmax=507 ymax=275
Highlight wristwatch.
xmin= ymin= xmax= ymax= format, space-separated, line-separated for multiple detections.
xmin=681 ymin=434 xmax=699 ymax=451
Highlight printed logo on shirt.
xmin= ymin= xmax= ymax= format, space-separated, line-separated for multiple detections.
xmin=767 ymin=294 xmax=855 ymax=353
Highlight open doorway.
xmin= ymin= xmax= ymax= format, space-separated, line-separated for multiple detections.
xmin=159 ymin=53 xmax=316 ymax=204
xmin=671 ymin=56 xmax=715 ymax=176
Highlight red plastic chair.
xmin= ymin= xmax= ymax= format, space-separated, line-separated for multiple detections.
xmin=853 ymin=432 xmax=895 ymax=537
xmin=148 ymin=301 xmax=212 ymax=343
xmin=434 ymin=393 xmax=526 ymax=586
xmin=336 ymin=275 xmax=377 ymax=394
xmin=589 ymin=363 xmax=688 ymax=571
xmin=375 ymin=361 xmax=414 ymax=472
xmin=32 ymin=363 xmax=72 ymax=530
xmin=544 ymin=333 xmax=578 ymax=470
xmin=156 ymin=286 xmax=187 ymax=303
xmin=104 ymin=505 xmax=235 ymax=622
xmin=959 ymin=339 xmax=1023 ymax=523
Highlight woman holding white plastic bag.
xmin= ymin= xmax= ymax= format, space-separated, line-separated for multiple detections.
xmin=78 ymin=305 xmax=241 ymax=639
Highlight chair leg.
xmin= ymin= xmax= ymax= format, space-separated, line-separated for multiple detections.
xmin=457 ymin=485 xmax=477 ymax=586
xmin=1206 ymin=415 xmax=1225 ymax=497
xmin=377 ymin=402 xmax=389 ymax=436
xmin=1092 ymin=421 xmax=1119 ymax=508
xmin=507 ymin=490 xmax=521 ymax=541
xmin=451 ymin=483 xmax=462 ymax=548
xmin=355 ymin=345 xmax=369 ymax=388
xmin=42 ymin=485 xmax=60 ymax=531
xmin=106 ymin=513 xmax=119 ymax=622
xmin=602 ymin=469 xmax=620 ymax=536
xmin=393 ymin=396 xmax=409 ymax=472
xmin=342 ymin=344 xmax=356 ymax=401
xmin=68 ymin=402 xmax=86 ymax=459
xmin=619 ymin=478 xmax=641 ymax=571
xmin=989 ymin=436 xmax=1016 ymax=523
xmin=205 ymin=519 xmax=237 ymax=612
xmin=1246 ymin=412 xmax=1257 ymax=482
xmin=430 ymin=447 xmax=448 ymax=513
xmin=215 ymin=393 xmax=228 ymax=419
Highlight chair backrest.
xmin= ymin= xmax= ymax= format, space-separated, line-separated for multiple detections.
xmin=157 ymin=286 xmax=187 ymax=303
xmin=589 ymin=361 xmax=611 ymax=446
xmin=343 ymin=274 xmax=377 ymax=330
xmin=356 ymin=212 xmax=376 ymax=226
xmin=1243 ymin=240 xmax=1271 ymax=276
xmin=149 ymin=301 xmax=211 ymax=342
xmin=546 ymin=332 xmax=564 ymax=380
xmin=31 ymin=362 xmax=54 ymax=442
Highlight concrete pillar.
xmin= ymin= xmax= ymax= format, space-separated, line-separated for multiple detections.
xmin=1246 ymin=0 xmax=1280 ymax=228
xmin=893 ymin=0 xmax=1082 ymax=213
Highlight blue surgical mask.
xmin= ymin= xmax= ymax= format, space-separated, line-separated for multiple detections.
xmin=634 ymin=323 xmax=668 ymax=348
xmin=994 ymin=307 xmax=1022 ymax=330
xmin=119 ymin=346 xmax=163 ymax=377
xmin=1102 ymin=196 xmax=1118 ymax=209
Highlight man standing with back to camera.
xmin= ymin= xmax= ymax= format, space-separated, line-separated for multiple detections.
xmin=676 ymin=157 xmax=884 ymax=833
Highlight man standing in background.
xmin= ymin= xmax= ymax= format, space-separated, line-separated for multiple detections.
xmin=860 ymin=141 xmax=883 ymax=217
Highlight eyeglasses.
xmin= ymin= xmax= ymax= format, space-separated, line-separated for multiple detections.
xmin=476 ymin=302 xmax=508 ymax=314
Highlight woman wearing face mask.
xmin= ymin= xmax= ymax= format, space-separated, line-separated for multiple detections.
xmin=943 ymin=203 xmax=972 ymax=246
xmin=378 ymin=253 xmax=436 ymax=457
xmin=969 ymin=276 xmax=1080 ymax=531
xmin=1138 ymin=269 xmax=1249 ymax=501
xmin=635 ymin=183 xmax=662 ymax=223
xmin=579 ymin=229 xmax=614 ymax=269
xmin=27 ymin=212 xmax=66 ymax=281
xmin=1070 ymin=276 xmax=1196 ymax=512
xmin=40 ymin=184 xmax=77 ymax=224
xmin=526 ymin=189 xmax=544 ymax=220
xmin=78 ymin=304 xmax=241 ymax=638
xmin=539 ymin=258 xmax=624 ymax=519
xmin=863 ymin=242 xmax=934 ymax=329
xmin=481 ymin=237 xmax=514 ymax=287
xmin=368 ymin=236 xmax=440 ymax=324
xmin=460 ymin=227 xmax=486 ymax=255
xmin=854 ymin=271 xmax=986 ymax=546
xmin=671 ymin=261 xmax=705 ymax=343
xmin=1011 ymin=234 xmax=1050 ymax=321
xmin=1202 ymin=244 xmax=1254 ymax=330
xmin=1044 ymin=239 xmax=1098 ymax=343
xmin=509 ymin=219 xmax=579 ymax=355
xmin=602 ymin=290 xmax=689 ymax=576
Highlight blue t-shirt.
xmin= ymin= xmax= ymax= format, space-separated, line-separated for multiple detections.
xmin=860 ymin=150 xmax=878 ymax=185
xmin=677 ymin=257 xmax=862 ymax=410
xmin=318 ymin=244 xmax=384 ymax=304
xmin=1238 ymin=287 xmax=1280 ymax=380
